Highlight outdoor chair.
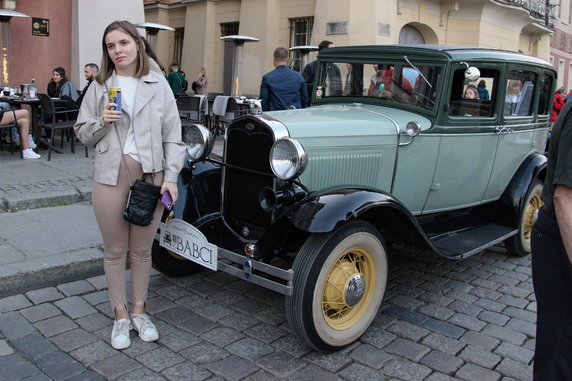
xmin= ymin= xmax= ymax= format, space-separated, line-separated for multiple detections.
xmin=38 ymin=93 xmax=87 ymax=161
xmin=0 ymin=109 xmax=21 ymax=156
xmin=211 ymin=96 xmax=244 ymax=136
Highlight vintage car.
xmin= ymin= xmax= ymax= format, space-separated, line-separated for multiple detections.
xmin=152 ymin=45 xmax=555 ymax=352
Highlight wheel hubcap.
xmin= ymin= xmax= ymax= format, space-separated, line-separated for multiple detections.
xmin=322 ymin=248 xmax=375 ymax=330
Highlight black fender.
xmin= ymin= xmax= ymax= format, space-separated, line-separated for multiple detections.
xmin=498 ymin=153 xmax=547 ymax=227
xmin=175 ymin=159 xmax=221 ymax=224
xmin=284 ymin=187 xmax=433 ymax=251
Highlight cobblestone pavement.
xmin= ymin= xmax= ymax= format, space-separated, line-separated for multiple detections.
xmin=0 ymin=244 xmax=535 ymax=381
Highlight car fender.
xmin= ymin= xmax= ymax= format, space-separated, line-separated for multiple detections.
xmin=175 ymin=159 xmax=222 ymax=224
xmin=498 ymin=153 xmax=547 ymax=227
xmin=286 ymin=187 xmax=433 ymax=251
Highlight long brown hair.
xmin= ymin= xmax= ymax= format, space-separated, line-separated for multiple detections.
xmin=96 ymin=20 xmax=150 ymax=84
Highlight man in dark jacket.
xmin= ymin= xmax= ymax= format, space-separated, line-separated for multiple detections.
xmin=260 ymin=47 xmax=308 ymax=111
xmin=77 ymin=63 xmax=98 ymax=106
xmin=302 ymin=40 xmax=342 ymax=99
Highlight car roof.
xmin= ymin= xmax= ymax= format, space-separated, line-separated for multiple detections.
xmin=318 ymin=44 xmax=554 ymax=70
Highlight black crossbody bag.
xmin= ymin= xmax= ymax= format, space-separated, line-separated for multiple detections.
xmin=122 ymin=172 xmax=161 ymax=226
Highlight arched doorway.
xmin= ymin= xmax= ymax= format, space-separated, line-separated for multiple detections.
xmin=399 ymin=25 xmax=425 ymax=44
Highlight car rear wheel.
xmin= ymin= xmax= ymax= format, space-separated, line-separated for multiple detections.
xmin=285 ymin=221 xmax=388 ymax=352
xmin=505 ymin=179 xmax=543 ymax=257
xmin=151 ymin=212 xmax=204 ymax=277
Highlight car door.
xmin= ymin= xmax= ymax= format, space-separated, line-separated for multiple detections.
xmin=422 ymin=64 xmax=501 ymax=214
xmin=483 ymin=67 xmax=549 ymax=201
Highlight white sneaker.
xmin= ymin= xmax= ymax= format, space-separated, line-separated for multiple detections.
xmin=131 ymin=313 xmax=159 ymax=342
xmin=111 ymin=318 xmax=132 ymax=350
xmin=27 ymin=136 xmax=36 ymax=149
xmin=22 ymin=148 xmax=41 ymax=159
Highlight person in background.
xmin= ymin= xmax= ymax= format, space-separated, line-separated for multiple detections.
xmin=77 ymin=63 xmax=99 ymax=106
xmin=552 ymin=87 xmax=565 ymax=123
xmin=167 ymin=63 xmax=186 ymax=96
xmin=566 ymin=89 xmax=572 ymax=103
xmin=531 ymin=99 xmax=572 ymax=381
xmin=303 ymin=40 xmax=341 ymax=98
xmin=74 ymin=20 xmax=186 ymax=351
xmin=477 ymin=80 xmax=490 ymax=100
xmin=1 ymin=106 xmax=40 ymax=159
xmin=260 ymin=47 xmax=308 ymax=111
xmin=194 ymin=67 xmax=208 ymax=96
xmin=368 ymin=64 xmax=393 ymax=97
xmin=47 ymin=67 xmax=79 ymax=108
xmin=463 ymin=85 xmax=479 ymax=100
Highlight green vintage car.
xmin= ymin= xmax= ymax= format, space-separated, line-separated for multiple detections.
xmin=153 ymin=45 xmax=554 ymax=352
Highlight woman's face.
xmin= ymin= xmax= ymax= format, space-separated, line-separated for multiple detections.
xmin=52 ymin=71 xmax=62 ymax=83
xmin=105 ymin=29 xmax=139 ymax=76
xmin=464 ymin=88 xmax=478 ymax=99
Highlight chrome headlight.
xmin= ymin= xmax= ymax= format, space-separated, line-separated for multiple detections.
xmin=183 ymin=124 xmax=211 ymax=161
xmin=270 ymin=138 xmax=306 ymax=180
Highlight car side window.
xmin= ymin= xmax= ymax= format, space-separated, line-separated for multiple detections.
xmin=503 ymin=69 xmax=537 ymax=116
xmin=449 ymin=68 xmax=498 ymax=117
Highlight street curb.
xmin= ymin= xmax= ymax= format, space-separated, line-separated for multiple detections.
xmin=0 ymin=256 xmax=103 ymax=298
xmin=0 ymin=191 xmax=92 ymax=213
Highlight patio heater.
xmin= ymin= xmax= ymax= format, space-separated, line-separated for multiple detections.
xmin=289 ymin=45 xmax=318 ymax=73
xmin=0 ymin=9 xmax=30 ymax=87
xmin=220 ymin=35 xmax=259 ymax=96
xmin=134 ymin=22 xmax=175 ymax=53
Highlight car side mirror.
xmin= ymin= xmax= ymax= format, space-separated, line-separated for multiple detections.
xmin=460 ymin=62 xmax=480 ymax=82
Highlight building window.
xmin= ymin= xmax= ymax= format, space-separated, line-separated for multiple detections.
xmin=289 ymin=17 xmax=314 ymax=72
xmin=221 ymin=22 xmax=239 ymax=37
xmin=173 ymin=28 xmax=184 ymax=65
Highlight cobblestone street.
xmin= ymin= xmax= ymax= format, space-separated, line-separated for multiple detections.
xmin=0 ymin=244 xmax=535 ymax=380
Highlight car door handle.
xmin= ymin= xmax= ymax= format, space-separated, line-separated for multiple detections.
xmin=496 ymin=126 xmax=512 ymax=134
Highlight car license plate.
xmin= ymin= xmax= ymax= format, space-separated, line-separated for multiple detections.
xmin=159 ymin=219 xmax=217 ymax=271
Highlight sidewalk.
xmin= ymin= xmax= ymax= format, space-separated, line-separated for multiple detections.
xmin=0 ymin=137 xmax=223 ymax=297
xmin=0 ymin=145 xmax=100 ymax=297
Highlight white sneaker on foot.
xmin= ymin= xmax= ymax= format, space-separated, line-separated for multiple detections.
xmin=131 ymin=313 xmax=159 ymax=342
xmin=27 ymin=136 xmax=37 ymax=149
xmin=22 ymin=148 xmax=41 ymax=159
xmin=111 ymin=318 xmax=132 ymax=350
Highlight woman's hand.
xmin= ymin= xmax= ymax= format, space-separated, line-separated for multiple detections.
xmin=102 ymin=103 xmax=121 ymax=124
xmin=160 ymin=181 xmax=179 ymax=204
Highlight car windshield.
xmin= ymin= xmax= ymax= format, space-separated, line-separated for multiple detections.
xmin=314 ymin=60 xmax=442 ymax=111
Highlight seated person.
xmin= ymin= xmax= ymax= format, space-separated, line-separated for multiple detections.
xmin=1 ymin=107 xmax=40 ymax=159
xmin=47 ymin=67 xmax=79 ymax=112
xmin=463 ymin=85 xmax=479 ymax=100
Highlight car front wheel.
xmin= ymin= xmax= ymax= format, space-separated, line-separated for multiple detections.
xmin=505 ymin=179 xmax=543 ymax=257
xmin=285 ymin=221 xmax=388 ymax=352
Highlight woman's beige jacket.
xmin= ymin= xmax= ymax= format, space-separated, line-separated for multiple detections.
xmin=74 ymin=71 xmax=186 ymax=186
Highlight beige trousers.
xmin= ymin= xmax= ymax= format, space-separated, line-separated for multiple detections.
xmin=92 ymin=155 xmax=164 ymax=313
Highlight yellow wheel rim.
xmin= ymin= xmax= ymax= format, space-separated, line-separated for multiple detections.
xmin=321 ymin=247 xmax=376 ymax=330
xmin=522 ymin=192 xmax=543 ymax=248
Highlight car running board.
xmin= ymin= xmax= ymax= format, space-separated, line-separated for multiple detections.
xmin=430 ymin=223 xmax=517 ymax=259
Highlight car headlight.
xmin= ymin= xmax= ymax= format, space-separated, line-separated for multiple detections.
xmin=183 ymin=124 xmax=211 ymax=161
xmin=270 ymin=138 xmax=306 ymax=180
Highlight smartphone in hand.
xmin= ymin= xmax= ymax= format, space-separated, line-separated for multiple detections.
xmin=161 ymin=191 xmax=173 ymax=211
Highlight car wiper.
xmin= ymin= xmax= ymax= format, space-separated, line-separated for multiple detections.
xmin=403 ymin=55 xmax=432 ymax=88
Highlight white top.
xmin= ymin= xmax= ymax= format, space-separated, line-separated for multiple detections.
xmin=116 ymin=75 xmax=140 ymax=162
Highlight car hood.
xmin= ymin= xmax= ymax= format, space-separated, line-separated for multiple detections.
xmin=264 ymin=103 xmax=432 ymax=139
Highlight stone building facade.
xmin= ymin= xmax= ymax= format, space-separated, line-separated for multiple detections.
xmin=144 ymin=0 xmax=563 ymax=96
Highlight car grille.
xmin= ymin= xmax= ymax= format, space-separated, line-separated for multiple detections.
xmin=222 ymin=117 xmax=276 ymax=241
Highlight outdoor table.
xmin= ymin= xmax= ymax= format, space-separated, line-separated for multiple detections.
xmin=3 ymin=97 xmax=67 ymax=148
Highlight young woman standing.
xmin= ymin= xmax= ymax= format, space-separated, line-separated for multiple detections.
xmin=74 ymin=20 xmax=186 ymax=350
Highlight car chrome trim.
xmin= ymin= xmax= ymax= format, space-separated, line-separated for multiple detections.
xmin=217 ymin=246 xmax=293 ymax=295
